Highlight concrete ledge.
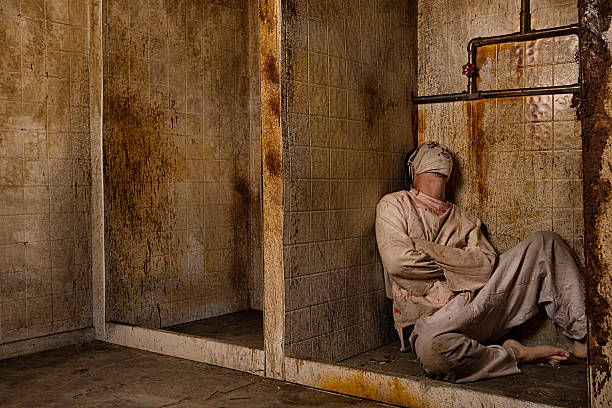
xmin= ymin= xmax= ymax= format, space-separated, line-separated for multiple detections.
xmin=104 ymin=323 xmax=265 ymax=376
xmin=0 ymin=328 xmax=95 ymax=360
xmin=284 ymin=356 xmax=560 ymax=408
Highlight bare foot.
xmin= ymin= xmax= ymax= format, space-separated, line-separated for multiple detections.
xmin=572 ymin=339 xmax=587 ymax=359
xmin=503 ymin=339 xmax=570 ymax=366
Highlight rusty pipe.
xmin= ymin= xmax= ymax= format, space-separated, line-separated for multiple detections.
xmin=469 ymin=24 xmax=578 ymax=48
xmin=413 ymin=84 xmax=579 ymax=104
xmin=520 ymin=0 xmax=531 ymax=34
xmin=466 ymin=24 xmax=578 ymax=94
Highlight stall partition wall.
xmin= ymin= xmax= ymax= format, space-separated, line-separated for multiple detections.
xmin=416 ymin=0 xmax=581 ymax=346
xmin=102 ymin=0 xmax=263 ymax=328
xmin=281 ymin=0 xmax=417 ymax=362
xmin=0 ymin=1 xmax=94 ymax=350
xmin=248 ymin=0 xmax=264 ymax=311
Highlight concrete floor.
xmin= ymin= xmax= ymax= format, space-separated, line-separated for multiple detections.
xmin=166 ymin=310 xmax=264 ymax=349
xmin=0 ymin=341 xmax=387 ymax=408
xmin=340 ymin=341 xmax=587 ymax=408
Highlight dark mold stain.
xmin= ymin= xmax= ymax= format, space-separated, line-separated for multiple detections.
xmin=411 ymin=103 xmax=419 ymax=148
xmin=283 ymin=0 xmax=297 ymax=20
xmin=235 ymin=175 xmax=251 ymax=205
xmin=362 ymin=67 xmax=398 ymax=149
xmin=577 ymin=0 xmax=612 ymax=398
xmin=264 ymin=146 xmax=282 ymax=179
xmin=263 ymin=54 xmax=280 ymax=85
xmin=267 ymin=94 xmax=281 ymax=119
xmin=230 ymin=175 xmax=250 ymax=295
xmin=103 ymin=89 xmax=183 ymax=325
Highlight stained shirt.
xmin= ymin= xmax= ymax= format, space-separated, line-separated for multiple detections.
xmin=375 ymin=189 xmax=497 ymax=329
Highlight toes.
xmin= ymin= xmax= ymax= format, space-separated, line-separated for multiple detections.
xmin=547 ymin=357 xmax=565 ymax=366
xmin=558 ymin=349 xmax=570 ymax=358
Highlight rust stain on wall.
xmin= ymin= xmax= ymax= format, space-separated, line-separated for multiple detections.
xmin=104 ymin=90 xmax=184 ymax=323
xmin=318 ymin=373 xmax=421 ymax=407
xmin=475 ymin=44 xmax=496 ymax=89
xmin=264 ymin=143 xmax=282 ymax=179
xmin=267 ymin=94 xmax=281 ymax=119
xmin=417 ymin=108 xmax=427 ymax=134
xmin=262 ymin=54 xmax=280 ymax=85
xmin=259 ymin=0 xmax=274 ymax=25
xmin=577 ymin=0 xmax=612 ymax=400
xmin=465 ymin=100 xmax=490 ymax=213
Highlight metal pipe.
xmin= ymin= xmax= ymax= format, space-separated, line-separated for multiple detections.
xmin=466 ymin=24 xmax=578 ymax=94
xmin=520 ymin=0 xmax=531 ymax=34
xmin=470 ymin=24 xmax=578 ymax=48
xmin=417 ymin=0 xmax=580 ymax=104
xmin=413 ymin=84 xmax=580 ymax=104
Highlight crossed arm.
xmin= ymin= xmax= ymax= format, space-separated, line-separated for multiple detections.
xmin=375 ymin=197 xmax=496 ymax=293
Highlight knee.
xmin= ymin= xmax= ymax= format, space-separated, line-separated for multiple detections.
xmin=415 ymin=333 xmax=464 ymax=377
xmin=525 ymin=231 xmax=564 ymax=247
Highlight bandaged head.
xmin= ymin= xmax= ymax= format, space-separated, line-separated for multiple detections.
xmin=406 ymin=141 xmax=453 ymax=185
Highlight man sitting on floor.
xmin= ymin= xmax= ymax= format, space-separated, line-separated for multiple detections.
xmin=375 ymin=141 xmax=587 ymax=383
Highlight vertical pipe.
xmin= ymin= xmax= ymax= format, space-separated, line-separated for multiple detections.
xmin=468 ymin=41 xmax=478 ymax=94
xmin=520 ymin=0 xmax=531 ymax=33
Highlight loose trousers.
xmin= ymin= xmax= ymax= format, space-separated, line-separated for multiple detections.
xmin=409 ymin=231 xmax=586 ymax=383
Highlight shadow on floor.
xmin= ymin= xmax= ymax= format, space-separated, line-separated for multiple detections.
xmin=339 ymin=340 xmax=587 ymax=408
xmin=165 ymin=309 xmax=264 ymax=349
xmin=0 ymin=341 xmax=387 ymax=408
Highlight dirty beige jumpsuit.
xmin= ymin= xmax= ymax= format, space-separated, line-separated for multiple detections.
xmin=376 ymin=189 xmax=586 ymax=383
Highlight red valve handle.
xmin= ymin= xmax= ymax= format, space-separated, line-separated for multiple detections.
xmin=462 ymin=62 xmax=476 ymax=77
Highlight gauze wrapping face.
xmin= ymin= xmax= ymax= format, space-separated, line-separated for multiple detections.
xmin=406 ymin=141 xmax=453 ymax=184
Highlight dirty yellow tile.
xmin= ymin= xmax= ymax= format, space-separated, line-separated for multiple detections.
xmin=24 ymin=185 xmax=50 ymax=214
xmin=46 ymin=21 xmax=71 ymax=51
xmin=24 ymin=131 xmax=47 ymax=158
xmin=0 ymin=71 xmax=21 ymax=102
xmin=47 ymin=105 xmax=72 ymax=134
xmin=47 ymin=77 xmax=70 ymax=105
xmin=22 ymin=18 xmax=45 ymax=47
xmin=46 ymin=50 xmax=71 ymax=77
xmin=0 ymin=187 xmax=23 ymax=215
xmin=23 ymin=159 xmax=48 ymax=186
xmin=69 ymin=27 xmax=87 ymax=53
xmin=1 ymin=300 xmax=27 ymax=331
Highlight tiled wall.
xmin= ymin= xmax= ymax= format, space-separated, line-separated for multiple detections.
xmin=0 ymin=0 xmax=92 ymax=343
xmin=417 ymin=0 xmax=582 ymax=259
xmin=417 ymin=1 xmax=582 ymax=344
xmin=248 ymin=0 xmax=263 ymax=310
xmin=103 ymin=0 xmax=262 ymax=327
xmin=282 ymin=0 xmax=417 ymax=362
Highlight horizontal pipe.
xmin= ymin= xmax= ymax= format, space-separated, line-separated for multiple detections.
xmin=467 ymin=24 xmax=578 ymax=94
xmin=469 ymin=24 xmax=578 ymax=49
xmin=413 ymin=84 xmax=579 ymax=104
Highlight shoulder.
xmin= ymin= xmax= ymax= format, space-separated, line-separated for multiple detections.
xmin=376 ymin=190 xmax=411 ymax=214
xmin=450 ymin=203 xmax=484 ymax=228
xmin=377 ymin=190 xmax=411 ymax=208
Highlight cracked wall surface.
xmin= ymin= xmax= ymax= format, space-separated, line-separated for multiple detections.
xmin=0 ymin=0 xmax=93 ymax=344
